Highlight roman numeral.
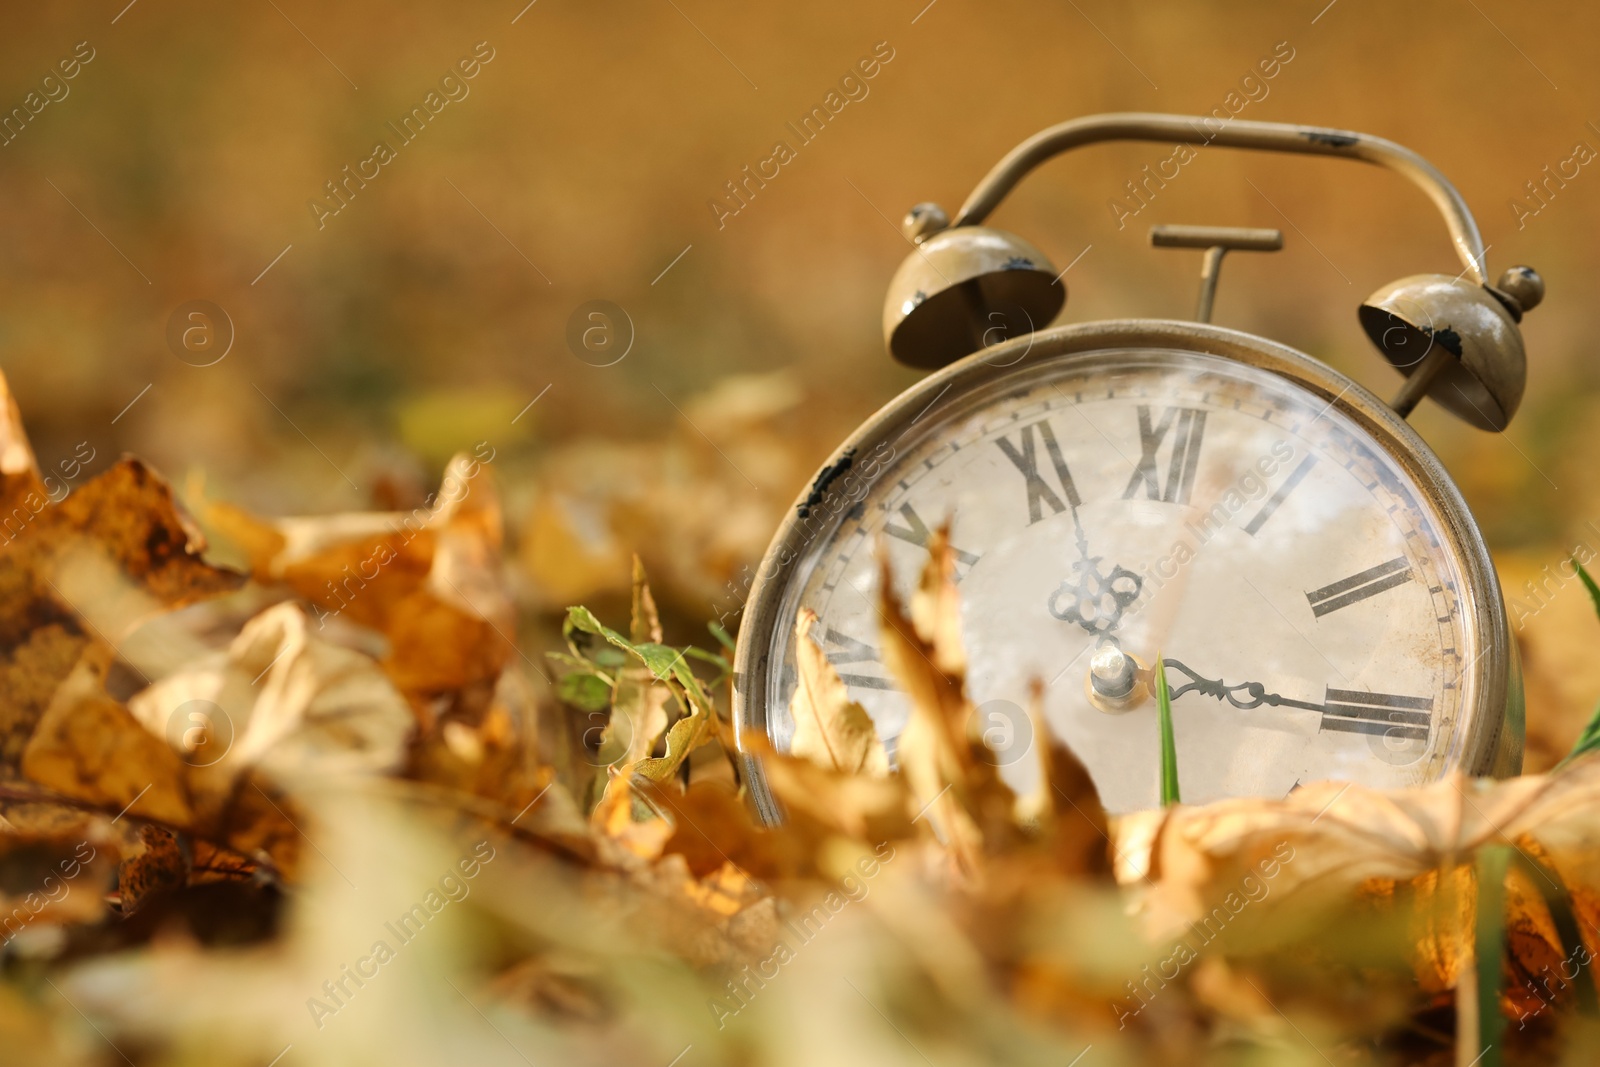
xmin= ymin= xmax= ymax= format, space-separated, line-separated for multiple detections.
xmin=882 ymin=503 xmax=981 ymax=578
xmin=823 ymin=626 xmax=894 ymax=690
xmin=1320 ymin=688 xmax=1432 ymax=742
xmin=1306 ymin=557 xmax=1413 ymax=617
xmin=1123 ymin=405 xmax=1207 ymax=505
xmin=1242 ymin=453 xmax=1317 ymax=536
xmin=994 ymin=419 xmax=1080 ymax=524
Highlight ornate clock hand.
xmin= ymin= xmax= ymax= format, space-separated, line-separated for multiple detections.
xmin=1160 ymin=658 xmax=1329 ymax=714
xmin=1159 ymin=659 xmax=1437 ymax=747
xmin=1046 ymin=506 xmax=1143 ymax=640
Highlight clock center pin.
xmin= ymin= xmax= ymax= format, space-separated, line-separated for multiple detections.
xmin=1087 ymin=643 xmax=1147 ymax=712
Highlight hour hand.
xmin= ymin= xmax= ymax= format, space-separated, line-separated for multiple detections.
xmin=1047 ymin=556 xmax=1143 ymax=637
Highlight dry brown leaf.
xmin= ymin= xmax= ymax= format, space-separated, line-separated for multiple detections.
xmin=877 ymin=539 xmax=981 ymax=871
xmin=0 ymin=371 xmax=45 ymax=510
xmin=117 ymin=825 xmax=188 ymax=915
xmin=0 ymin=456 xmax=243 ymax=773
xmin=657 ymin=779 xmax=811 ymax=881
xmin=597 ymin=559 xmax=670 ymax=772
xmin=1122 ymin=760 xmax=1600 ymax=1009
xmin=1406 ymin=864 xmax=1476 ymax=995
xmin=876 ymin=527 xmax=1019 ymax=876
xmin=12 ymin=641 xmax=307 ymax=883
xmin=127 ymin=601 xmax=413 ymax=798
xmin=744 ymin=731 xmax=914 ymax=848
xmin=1503 ymin=855 xmax=1576 ymax=1018
xmin=590 ymin=772 xmax=674 ymax=863
xmin=789 ymin=608 xmax=888 ymax=777
xmin=46 ymin=461 xmax=244 ymax=610
xmin=207 ymin=773 xmax=303 ymax=880
xmin=0 ymin=830 xmax=113 ymax=941
xmin=22 ymin=655 xmax=193 ymax=827
xmin=89 ymin=601 xmax=415 ymax=882
xmin=204 ymin=450 xmax=512 ymax=701
xmin=1018 ymin=679 xmax=1112 ymax=878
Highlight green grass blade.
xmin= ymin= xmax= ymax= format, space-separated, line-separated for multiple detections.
xmin=1467 ymin=844 xmax=1510 ymax=1067
xmin=1559 ymin=559 xmax=1600 ymax=767
xmin=1562 ymin=704 xmax=1600 ymax=767
xmin=1575 ymin=557 xmax=1600 ymax=618
xmin=708 ymin=619 xmax=736 ymax=651
xmin=1155 ymin=653 xmax=1180 ymax=807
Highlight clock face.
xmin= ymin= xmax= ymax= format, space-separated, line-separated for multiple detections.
xmin=749 ymin=344 xmax=1492 ymax=814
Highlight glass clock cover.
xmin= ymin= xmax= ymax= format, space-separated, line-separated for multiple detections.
xmin=758 ymin=347 xmax=1483 ymax=814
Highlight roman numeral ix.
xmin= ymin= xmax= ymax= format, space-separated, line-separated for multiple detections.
xmin=1306 ymin=556 xmax=1413 ymax=617
xmin=1124 ymin=405 xmax=1207 ymax=505
xmin=823 ymin=626 xmax=894 ymax=690
xmin=995 ymin=418 xmax=1080 ymax=524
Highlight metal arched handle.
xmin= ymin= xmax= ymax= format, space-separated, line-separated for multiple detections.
xmin=951 ymin=112 xmax=1488 ymax=286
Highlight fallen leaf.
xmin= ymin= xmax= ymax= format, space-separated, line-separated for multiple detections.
xmin=127 ymin=601 xmax=414 ymax=795
xmin=117 ymin=824 xmax=189 ymax=915
xmin=789 ymin=608 xmax=888 ymax=776
xmin=0 ymin=455 xmax=243 ymax=773
xmin=204 ymin=451 xmax=513 ymax=701
xmin=22 ymin=654 xmax=193 ymax=827
xmin=596 ymin=559 xmax=670 ymax=772
xmin=876 ymin=528 xmax=1018 ymax=876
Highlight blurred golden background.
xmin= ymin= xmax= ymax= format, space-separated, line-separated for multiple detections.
xmin=3 ymin=0 xmax=1598 ymax=763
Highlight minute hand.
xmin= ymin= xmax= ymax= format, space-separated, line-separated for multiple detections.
xmin=1161 ymin=658 xmax=1326 ymax=713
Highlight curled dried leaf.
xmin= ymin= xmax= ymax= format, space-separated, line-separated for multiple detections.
xmin=1017 ymin=679 xmax=1111 ymax=878
xmin=117 ymin=825 xmax=188 ymax=916
xmin=0 ymin=371 xmax=45 ymax=509
xmin=127 ymin=601 xmax=414 ymax=797
xmin=754 ymin=737 xmax=915 ymax=848
xmin=0 ymin=830 xmax=114 ymax=938
xmin=596 ymin=559 xmax=670 ymax=772
xmin=0 ymin=457 xmax=242 ymax=772
xmin=203 ymin=451 xmax=512 ymax=699
xmin=876 ymin=527 xmax=1019 ymax=875
xmin=22 ymin=656 xmax=193 ymax=828
xmin=1123 ymin=761 xmax=1600 ymax=1014
xmin=789 ymin=608 xmax=888 ymax=776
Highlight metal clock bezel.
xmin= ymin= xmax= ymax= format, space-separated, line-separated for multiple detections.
xmin=732 ymin=319 xmax=1516 ymax=825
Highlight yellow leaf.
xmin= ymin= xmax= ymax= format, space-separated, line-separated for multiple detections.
xmin=22 ymin=657 xmax=193 ymax=828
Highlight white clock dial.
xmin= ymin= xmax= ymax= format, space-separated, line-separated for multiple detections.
xmin=759 ymin=348 xmax=1481 ymax=814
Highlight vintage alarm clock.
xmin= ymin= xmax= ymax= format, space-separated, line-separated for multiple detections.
xmin=733 ymin=113 xmax=1537 ymax=818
